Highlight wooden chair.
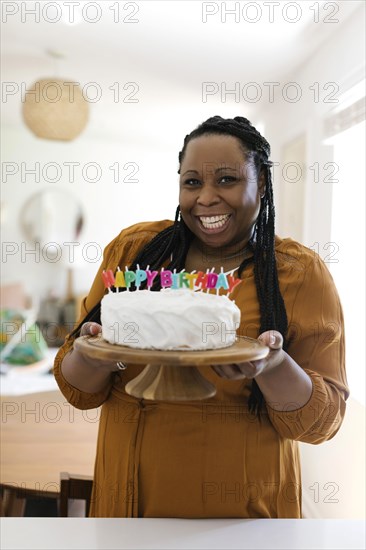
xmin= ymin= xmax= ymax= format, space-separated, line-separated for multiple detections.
xmin=0 ymin=485 xmax=27 ymax=517
xmin=59 ymin=473 xmax=93 ymax=517
xmin=1 ymin=483 xmax=59 ymax=517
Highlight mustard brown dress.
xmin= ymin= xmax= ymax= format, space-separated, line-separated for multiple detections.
xmin=53 ymin=220 xmax=349 ymax=518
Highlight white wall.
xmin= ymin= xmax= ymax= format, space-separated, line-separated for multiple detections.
xmin=301 ymin=398 xmax=365 ymax=519
xmin=258 ymin=5 xmax=365 ymax=249
xmin=1 ymin=125 xmax=182 ymax=303
xmin=255 ymin=6 xmax=365 ymax=519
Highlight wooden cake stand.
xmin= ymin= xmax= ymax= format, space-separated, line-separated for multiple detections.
xmin=74 ymin=335 xmax=269 ymax=401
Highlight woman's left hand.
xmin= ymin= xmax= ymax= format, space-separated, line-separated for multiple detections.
xmin=211 ymin=330 xmax=285 ymax=380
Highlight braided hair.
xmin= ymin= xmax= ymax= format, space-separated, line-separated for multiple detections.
xmin=70 ymin=115 xmax=288 ymax=415
xmin=176 ymin=115 xmax=288 ymax=414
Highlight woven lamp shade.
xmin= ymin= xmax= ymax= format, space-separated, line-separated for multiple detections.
xmin=23 ymin=79 xmax=89 ymax=141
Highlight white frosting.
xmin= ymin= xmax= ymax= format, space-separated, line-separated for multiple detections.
xmin=101 ymin=289 xmax=241 ymax=350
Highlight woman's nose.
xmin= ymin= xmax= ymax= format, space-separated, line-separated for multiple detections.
xmin=196 ymin=185 xmax=220 ymax=206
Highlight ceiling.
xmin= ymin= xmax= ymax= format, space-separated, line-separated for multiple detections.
xmin=1 ymin=0 xmax=362 ymax=144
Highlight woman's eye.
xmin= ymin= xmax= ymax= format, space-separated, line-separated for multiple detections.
xmin=219 ymin=176 xmax=236 ymax=184
xmin=183 ymin=178 xmax=201 ymax=186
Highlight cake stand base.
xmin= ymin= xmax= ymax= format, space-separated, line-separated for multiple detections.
xmin=124 ymin=364 xmax=216 ymax=401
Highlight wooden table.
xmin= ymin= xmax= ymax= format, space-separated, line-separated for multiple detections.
xmin=0 ymin=390 xmax=99 ymax=516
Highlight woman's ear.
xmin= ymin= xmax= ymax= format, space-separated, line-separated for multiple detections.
xmin=258 ymin=170 xmax=266 ymax=198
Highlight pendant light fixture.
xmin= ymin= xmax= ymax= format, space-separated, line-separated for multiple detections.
xmin=22 ymin=50 xmax=89 ymax=141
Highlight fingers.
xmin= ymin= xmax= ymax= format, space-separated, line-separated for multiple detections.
xmin=257 ymin=330 xmax=286 ymax=371
xmin=211 ymin=362 xmax=258 ymax=380
xmin=211 ymin=330 xmax=285 ymax=381
xmin=80 ymin=322 xmax=102 ymax=337
xmin=258 ymin=330 xmax=283 ymax=350
xmin=211 ymin=364 xmax=224 ymax=377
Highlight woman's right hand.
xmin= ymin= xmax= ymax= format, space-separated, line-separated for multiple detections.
xmin=75 ymin=322 xmax=126 ymax=372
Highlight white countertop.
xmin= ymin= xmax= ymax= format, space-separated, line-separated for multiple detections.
xmin=0 ymin=348 xmax=58 ymax=395
xmin=1 ymin=518 xmax=365 ymax=550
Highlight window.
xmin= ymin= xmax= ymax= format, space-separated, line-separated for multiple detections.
xmin=326 ymin=106 xmax=365 ymax=404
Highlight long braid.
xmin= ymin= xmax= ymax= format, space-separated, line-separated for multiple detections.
xmin=178 ymin=116 xmax=288 ymax=415
xmin=68 ymin=115 xmax=288 ymax=417
xmin=246 ymin=163 xmax=288 ymax=414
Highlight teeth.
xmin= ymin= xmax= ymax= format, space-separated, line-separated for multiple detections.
xmin=199 ymin=214 xmax=230 ymax=229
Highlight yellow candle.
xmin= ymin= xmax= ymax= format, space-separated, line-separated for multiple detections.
xmin=115 ymin=270 xmax=126 ymax=288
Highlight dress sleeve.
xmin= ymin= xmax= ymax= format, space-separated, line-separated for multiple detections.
xmin=53 ymin=338 xmax=114 ymax=410
xmin=53 ymin=235 xmax=121 ymax=410
xmin=266 ymin=254 xmax=349 ymax=444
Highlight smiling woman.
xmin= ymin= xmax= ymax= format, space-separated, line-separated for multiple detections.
xmin=179 ymin=134 xmax=264 ymax=255
xmin=53 ymin=116 xmax=349 ymax=519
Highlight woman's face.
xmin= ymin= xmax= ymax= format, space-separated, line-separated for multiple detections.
xmin=179 ymin=134 xmax=265 ymax=251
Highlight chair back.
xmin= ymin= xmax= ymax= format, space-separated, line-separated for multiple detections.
xmin=59 ymin=472 xmax=93 ymax=517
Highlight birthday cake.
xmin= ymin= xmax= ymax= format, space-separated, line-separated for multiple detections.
xmin=101 ymin=288 xmax=241 ymax=351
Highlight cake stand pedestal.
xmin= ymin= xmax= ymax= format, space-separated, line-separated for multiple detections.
xmin=74 ymin=335 xmax=269 ymax=401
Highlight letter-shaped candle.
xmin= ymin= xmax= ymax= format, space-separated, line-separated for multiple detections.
xmin=195 ymin=271 xmax=207 ymax=289
xmin=206 ymin=272 xmax=218 ymax=289
xmin=124 ymin=271 xmax=136 ymax=289
xmin=171 ymin=272 xmax=180 ymax=289
xmin=179 ymin=272 xmax=190 ymax=288
xmin=160 ymin=270 xmax=172 ymax=288
xmin=146 ymin=270 xmax=158 ymax=289
xmin=185 ymin=273 xmax=198 ymax=289
xmin=227 ymin=275 xmax=242 ymax=293
xmin=115 ymin=269 xmax=126 ymax=288
xmin=102 ymin=269 xmax=115 ymax=289
xmin=215 ymin=272 xmax=229 ymax=290
xmin=135 ymin=269 xmax=147 ymax=289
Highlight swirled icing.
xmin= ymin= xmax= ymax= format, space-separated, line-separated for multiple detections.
xmin=101 ymin=289 xmax=240 ymax=350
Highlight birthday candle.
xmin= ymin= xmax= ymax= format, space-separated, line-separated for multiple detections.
xmin=146 ymin=265 xmax=150 ymax=289
xmin=135 ymin=264 xmax=147 ymax=290
xmin=146 ymin=268 xmax=158 ymax=290
xmin=216 ymin=267 xmax=229 ymax=293
xmin=177 ymin=268 xmax=188 ymax=289
xmin=115 ymin=267 xmax=120 ymax=292
xmin=115 ymin=267 xmax=126 ymax=290
xmin=125 ymin=266 xmax=130 ymax=291
xmin=160 ymin=269 xmax=173 ymax=288
xmin=217 ymin=267 xmax=223 ymax=295
xmin=227 ymin=273 xmax=242 ymax=294
xmin=124 ymin=270 xmax=136 ymax=289
xmin=205 ymin=268 xmax=213 ymax=292
xmin=195 ymin=271 xmax=206 ymax=291
xmin=185 ymin=271 xmax=198 ymax=290
xmin=170 ymin=269 xmax=178 ymax=289
xmin=206 ymin=269 xmax=218 ymax=290
xmin=102 ymin=269 xmax=115 ymax=291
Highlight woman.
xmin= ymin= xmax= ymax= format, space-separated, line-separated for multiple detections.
xmin=54 ymin=115 xmax=349 ymax=518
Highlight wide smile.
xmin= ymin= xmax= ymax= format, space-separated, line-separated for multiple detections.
xmin=196 ymin=214 xmax=232 ymax=233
